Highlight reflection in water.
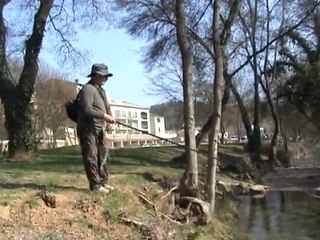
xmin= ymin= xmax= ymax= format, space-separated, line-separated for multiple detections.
xmin=238 ymin=191 xmax=320 ymax=240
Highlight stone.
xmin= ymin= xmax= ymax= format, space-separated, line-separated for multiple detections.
xmin=0 ymin=206 xmax=10 ymax=220
xmin=249 ymin=184 xmax=269 ymax=197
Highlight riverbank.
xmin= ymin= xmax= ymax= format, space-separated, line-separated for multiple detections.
xmin=0 ymin=145 xmax=250 ymax=240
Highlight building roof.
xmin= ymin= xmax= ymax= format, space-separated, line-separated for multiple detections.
xmin=110 ymin=100 xmax=149 ymax=110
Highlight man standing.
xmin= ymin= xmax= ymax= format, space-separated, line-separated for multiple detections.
xmin=77 ymin=63 xmax=115 ymax=194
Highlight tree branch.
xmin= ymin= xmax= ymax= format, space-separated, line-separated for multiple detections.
xmin=0 ymin=0 xmax=16 ymax=102
xmin=18 ymin=0 xmax=54 ymax=100
xmin=229 ymin=1 xmax=320 ymax=78
xmin=221 ymin=0 xmax=241 ymax=46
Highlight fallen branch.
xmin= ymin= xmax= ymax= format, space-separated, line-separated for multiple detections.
xmin=119 ymin=217 xmax=148 ymax=228
xmin=160 ymin=186 xmax=179 ymax=199
xmin=138 ymin=190 xmax=159 ymax=216
xmin=137 ymin=190 xmax=183 ymax=226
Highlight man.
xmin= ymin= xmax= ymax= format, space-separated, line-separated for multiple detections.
xmin=77 ymin=63 xmax=116 ymax=194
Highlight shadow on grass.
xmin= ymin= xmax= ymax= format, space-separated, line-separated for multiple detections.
xmin=0 ymin=147 xmax=183 ymax=174
xmin=114 ymin=171 xmax=180 ymax=182
xmin=0 ymin=147 xmax=185 ymax=192
xmin=110 ymin=155 xmax=182 ymax=169
xmin=0 ymin=156 xmax=84 ymax=173
xmin=0 ymin=182 xmax=87 ymax=192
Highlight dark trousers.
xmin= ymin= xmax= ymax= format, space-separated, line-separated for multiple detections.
xmin=77 ymin=126 xmax=110 ymax=190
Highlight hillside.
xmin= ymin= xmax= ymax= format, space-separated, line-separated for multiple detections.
xmin=150 ymin=101 xmax=211 ymax=130
xmin=0 ymin=146 xmax=247 ymax=240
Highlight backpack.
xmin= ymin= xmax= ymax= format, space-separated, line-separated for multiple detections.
xmin=65 ymin=91 xmax=80 ymax=123
xmin=65 ymin=82 xmax=109 ymax=123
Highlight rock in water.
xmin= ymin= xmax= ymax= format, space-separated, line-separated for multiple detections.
xmin=249 ymin=184 xmax=269 ymax=198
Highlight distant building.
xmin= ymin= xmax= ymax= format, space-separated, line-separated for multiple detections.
xmin=106 ymin=101 xmax=177 ymax=148
xmin=150 ymin=114 xmax=166 ymax=137
xmin=109 ymin=100 xmax=151 ymax=134
xmin=0 ymin=80 xmax=177 ymax=150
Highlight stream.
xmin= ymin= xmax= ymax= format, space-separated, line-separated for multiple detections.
xmin=238 ymin=167 xmax=320 ymax=240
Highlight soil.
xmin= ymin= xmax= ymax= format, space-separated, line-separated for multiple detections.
xmin=0 ymin=190 xmax=135 ymax=240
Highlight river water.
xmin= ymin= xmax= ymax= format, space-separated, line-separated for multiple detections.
xmin=238 ymin=167 xmax=320 ymax=240
xmin=238 ymin=190 xmax=320 ymax=240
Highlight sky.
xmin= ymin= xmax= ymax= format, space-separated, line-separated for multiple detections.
xmin=39 ymin=28 xmax=163 ymax=108
xmin=3 ymin=2 xmax=167 ymax=108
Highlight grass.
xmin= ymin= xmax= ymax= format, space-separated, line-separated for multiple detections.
xmin=0 ymin=145 xmax=244 ymax=240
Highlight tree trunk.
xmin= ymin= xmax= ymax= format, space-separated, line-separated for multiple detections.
xmin=175 ymin=0 xmax=198 ymax=187
xmin=4 ymin=100 xmax=34 ymax=159
xmin=251 ymin=0 xmax=261 ymax=164
xmin=206 ymin=0 xmax=224 ymax=213
xmin=229 ymin=80 xmax=254 ymax=152
xmin=220 ymin=72 xmax=231 ymax=145
xmin=172 ymin=72 xmax=231 ymax=164
xmin=260 ymin=0 xmax=282 ymax=167
xmin=0 ymin=0 xmax=54 ymax=160
xmin=269 ymin=113 xmax=280 ymax=165
xmin=262 ymin=82 xmax=281 ymax=166
xmin=261 ymin=71 xmax=282 ymax=167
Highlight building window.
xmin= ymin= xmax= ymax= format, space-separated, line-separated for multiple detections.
xmin=128 ymin=111 xmax=132 ymax=118
xmin=141 ymin=121 xmax=148 ymax=129
xmin=122 ymin=111 xmax=126 ymax=117
xmin=134 ymin=112 xmax=138 ymax=118
xmin=141 ymin=112 xmax=148 ymax=119
xmin=157 ymin=117 xmax=161 ymax=122
xmin=115 ymin=110 xmax=121 ymax=118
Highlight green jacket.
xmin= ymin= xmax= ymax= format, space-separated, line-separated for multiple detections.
xmin=77 ymin=82 xmax=112 ymax=129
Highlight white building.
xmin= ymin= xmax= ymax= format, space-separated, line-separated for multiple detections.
xmin=150 ymin=114 xmax=166 ymax=137
xmin=106 ymin=101 xmax=178 ymax=148
xmin=109 ymin=100 xmax=151 ymax=134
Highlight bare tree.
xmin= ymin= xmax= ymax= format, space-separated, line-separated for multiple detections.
xmin=206 ymin=0 xmax=225 ymax=213
xmin=238 ymin=0 xmax=262 ymax=163
xmin=175 ymin=0 xmax=198 ymax=187
xmin=35 ymin=77 xmax=76 ymax=148
xmin=258 ymin=0 xmax=286 ymax=166
xmin=0 ymin=0 xmax=55 ymax=159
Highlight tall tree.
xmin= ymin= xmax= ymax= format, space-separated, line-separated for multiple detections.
xmin=258 ymin=0 xmax=286 ymax=166
xmin=175 ymin=0 xmax=198 ymax=187
xmin=206 ymin=0 xmax=224 ymax=213
xmin=0 ymin=0 xmax=54 ymax=159
xmin=239 ymin=0 xmax=261 ymax=163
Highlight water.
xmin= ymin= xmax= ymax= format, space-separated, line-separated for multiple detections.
xmin=238 ymin=190 xmax=320 ymax=240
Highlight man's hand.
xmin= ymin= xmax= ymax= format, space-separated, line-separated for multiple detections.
xmin=103 ymin=114 xmax=116 ymax=123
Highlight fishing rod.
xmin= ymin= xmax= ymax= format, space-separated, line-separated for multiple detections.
xmin=115 ymin=121 xmax=203 ymax=153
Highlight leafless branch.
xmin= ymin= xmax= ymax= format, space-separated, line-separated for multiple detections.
xmin=229 ymin=1 xmax=320 ymax=78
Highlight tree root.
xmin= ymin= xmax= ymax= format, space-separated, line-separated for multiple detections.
xmin=138 ymin=183 xmax=212 ymax=226
xmin=178 ymin=196 xmax=212 ymax=225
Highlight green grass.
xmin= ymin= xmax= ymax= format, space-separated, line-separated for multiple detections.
xmin=0 ymin=145 xmax=244 ymax=240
